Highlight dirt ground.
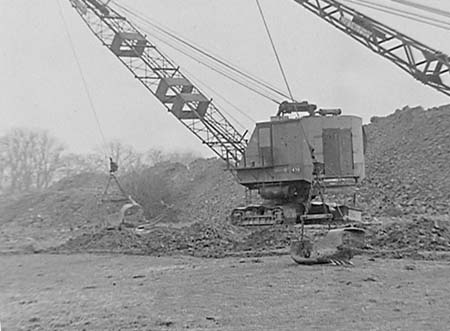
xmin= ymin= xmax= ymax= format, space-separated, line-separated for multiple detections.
xmin=1 ymin=254 xmax=450 ymax=331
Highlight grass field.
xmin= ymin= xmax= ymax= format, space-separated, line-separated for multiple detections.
xmin=1 ymin=254 xmax=450 ymax=330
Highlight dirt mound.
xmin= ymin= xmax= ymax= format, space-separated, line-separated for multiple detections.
xmin=233 ymin=227 xmax=294 ymax=252
xmin=52 ymin=216 xmax=450 ymax=259
xmin=2 ymin=105 xmax=450 ymax=255
xmin=174 ymin=158 xmax=245 ymax=223
xmin=55 ymin=221 xmax=250 ymax=257
xmin=367 ymin=216 xmax=450 ymax=252
xmin=0 ymin=159 xmax=245 ymax=252
xmin=53 ymin=221 xmax=317 ymax=258
xmin=119 ymin=158 xmax=245 ymax=223
xmin=359 ymin=104 xmax=450 ymax=216
xmin=0 ymin=172 xmax=125 ymax=251
xmin=54 ymin=220 xmax=302 ymax=258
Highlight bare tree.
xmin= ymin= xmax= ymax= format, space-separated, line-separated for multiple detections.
xmin=108 ymin=140 xmax=144 ymax=172
xmin=58 ymin=141 xmax=147 ymax=179
xmin=165 ymin=150 xmax=199 ymax=165
xmin=145 ymin=148 xmax=164 ymax=166
xmin=57 ymin=152 xmax=106 ymax=178
xmin=93 ymin=140 xmax=146 ymax=174
xmin=0 ymin=128 xmax=65 ymax=193
xmin=144 ymin=148 xmax=200 ymax=166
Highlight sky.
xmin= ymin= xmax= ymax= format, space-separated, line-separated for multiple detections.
xmin=1 ymin=0 xmax=450 ymax=156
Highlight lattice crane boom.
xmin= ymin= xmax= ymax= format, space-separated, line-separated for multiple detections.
xmin=69 ymin=0 xmax=247 ymax=166
xmin=293 ymin=0 xmax=450 ymax=97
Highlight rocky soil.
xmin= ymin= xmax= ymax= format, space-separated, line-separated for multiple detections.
xmin=359 ymin=104 xmax=450 ymax=216
xmin=1 ymin=104 xmax=450 ymax=257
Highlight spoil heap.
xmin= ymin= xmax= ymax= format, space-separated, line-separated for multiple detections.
xmin=359 ymin=104 xmax=450 ymax=216
xmin=119 ymin=158 xmax=246 ymax=223
xmin=0 ymin=159 xmax=246 ymax=252
xmin=55 ymin=221 xmax=294 ymax=258
xmin=173 ymin=158 xmax=245 ymax=223
xmin=366 ymin=216 xmax=450 ymax=252
xmin=2 ymin=105 xmax=450 ymax=256
xmin=0 ymin=173 xmax=122 ymax=251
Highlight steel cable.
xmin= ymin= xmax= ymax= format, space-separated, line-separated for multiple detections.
xmin=112 ymin=1 xmax=293 ymax=102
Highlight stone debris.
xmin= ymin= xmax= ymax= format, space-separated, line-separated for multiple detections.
xmin=1 ymin=105 xmax=450 ymax=257
xmin=366 ymin=216 xmax=450 ymax=252
xmin=54 ymin=222 xmax=295 ymax=258
xmin=359 ymin=105 xmax=450 ymax=217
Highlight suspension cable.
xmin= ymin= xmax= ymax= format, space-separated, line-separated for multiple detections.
xmin=147 ymin=31 xmax=282 ymax=104
xmin=253 ymin=0 xmax=316 ymax=157
xmin=342 ymin=0 xmax=450 ymax=31
xmin=255 ymin=0 xmax=295 ymax=102
xmin=350 ymin=0 xmax=450 ymax=26
xmin=391 ymin=0 xmax=450 ymax=19
xmin=180 ymin=66 xmax=257 ymax=126
xmin=112 ymin=1 xmax=292 ymax=102
xmin=113 ymin=0 xmax=288 ymax=98
xmin=55 ymin=0 xmax=110 ymax=160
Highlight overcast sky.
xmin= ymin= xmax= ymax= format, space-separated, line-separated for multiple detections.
xmin=1 ymin=0 xmax=450 ymax=156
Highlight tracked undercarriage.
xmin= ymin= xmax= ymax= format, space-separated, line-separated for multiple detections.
xmin=230 ymin=201 xmax=362 ymax=227
xmin=229 ymin=175 xmax=366 ymax=265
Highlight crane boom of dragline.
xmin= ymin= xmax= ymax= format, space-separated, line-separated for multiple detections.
xmin=293 ymin=0 xmax=450 ymax=98
xmin=67 ymin=0 xmax=369 ymax=265
xmin=69 ymin=0 xmax=247 ymax=166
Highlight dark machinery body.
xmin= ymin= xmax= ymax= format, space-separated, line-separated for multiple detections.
xmin=231 ymin=102 xmax=365 ymax=227
xmin=68 ymin=1 xmax=374 ymax=263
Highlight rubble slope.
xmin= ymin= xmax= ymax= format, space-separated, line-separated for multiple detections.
xmin=1 ymin=104 xmax=450 ymax=255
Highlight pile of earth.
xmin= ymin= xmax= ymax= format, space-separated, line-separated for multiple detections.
xmin=159 ymin=104 xmax=450 ymax=220
xmin=0 ymin=173 xmax=125 ymax=251
xmin=51 ymin=215 xmax=450 ymax=259
xmin=53 ymin=216 xmax=450 ymax=259
xmin=2 ymin=104 xmax=450 ymax=254
xmin=0 ymin=158 xmax=245 ymax=252
xmin=366 ymin=215 xmax=450 ymax=252
xmin=122 ymin=158 xmax=246 ymax=224
xmin=53 ymin=222 xmax=295 ymax=258
xmin=358 ymin=104 xmax=450 ymax=217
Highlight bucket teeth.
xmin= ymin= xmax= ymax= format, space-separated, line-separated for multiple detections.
xmin=329 ymin=259 xmax=353 ymax=266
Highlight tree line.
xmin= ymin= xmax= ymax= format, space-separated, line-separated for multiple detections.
xmin=0 ymin=128 xmax=199 ymax=194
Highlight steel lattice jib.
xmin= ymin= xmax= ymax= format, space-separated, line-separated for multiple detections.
xmin=155 ymin=78 xmax=210 ymax=120
xmin=111 ymin=32 xmax=147 ymax=57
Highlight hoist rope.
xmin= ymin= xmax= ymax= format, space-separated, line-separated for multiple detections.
xmin=131 ymin=30 xmax=259 ymax=125
xmin=255 ymin=0 xmax=295 ymax=102
xmin=112 ymin=1 xmax=292 ymax=103
xmin=55 ymin=0 xmax=110 ymax=160
xmin=180 ymin=66 xmax=257 ymax=125
xmin=253 ymin=0 xmax=315 ymax=160
xmin=147 ymin=31 xmax=282 ymax=105
xmin=391 ymin=0 xmax=450 ymax=19
xmin=349 ymin=0 xmax=450 ymax=26
xmin=342 ymin=0 xmax=450 ymax=31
